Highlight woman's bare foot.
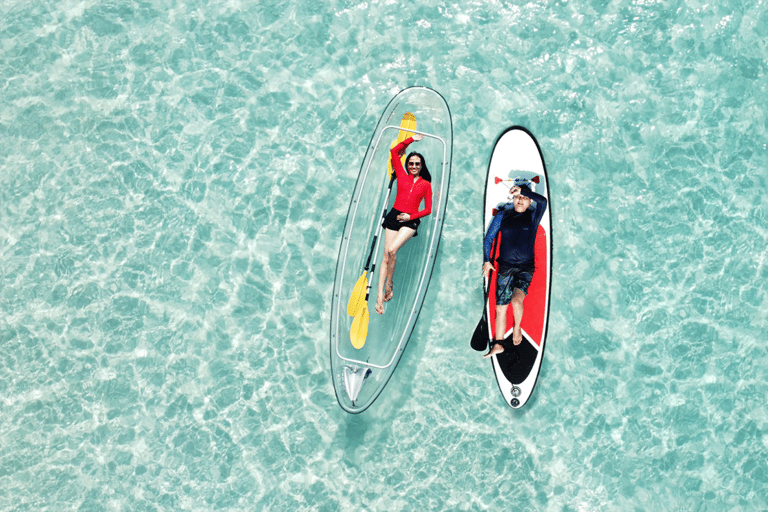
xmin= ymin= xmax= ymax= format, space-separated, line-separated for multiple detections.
xmin=483 ymin=341 xmax=505 ymax=359
xmin=512 ymin=327 xmax=522 ymax=345
xmin=383 ymin=280 xmax=393 ymax=302
xmin=375 ymin=294 xmax=385 ymax=315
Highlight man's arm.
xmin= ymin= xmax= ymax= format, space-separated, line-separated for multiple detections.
xmin=521 ymin=188 xmax=548 ymax=227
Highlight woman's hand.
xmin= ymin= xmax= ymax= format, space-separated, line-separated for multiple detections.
xmin=412 ymin=133 xmax=424 ymax=142
xmin=508 ymin=186 xmax=521 ymax=196
xmin=482 ymin=261 xmax=495 ymax=278
xmin=397 ymin=212 xmax=411 ymax=222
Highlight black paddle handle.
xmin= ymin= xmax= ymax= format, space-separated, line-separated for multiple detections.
xmin=485 ymin=233 xmax=500 ymax=296
xmin=482 ymin=233 xmax=502 ymax=326
xmin=363 ymin=231 xmax=379 ymax=271
xmin=363 ymin=264 xmax=374 ymax=301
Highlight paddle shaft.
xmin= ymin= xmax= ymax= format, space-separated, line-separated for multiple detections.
xmin=470 ymin=235 xmax=499 ymax=351
xmin=361 ymin=173 xmax=396 ymax=281
xmin=349 ymin=174 xmax=397 ymax=348
xmin=480 ymin=234 xmax=501 ymax=334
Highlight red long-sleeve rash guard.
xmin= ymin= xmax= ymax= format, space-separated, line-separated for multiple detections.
xmin=390 ymin=137 xmax=433 ymax=220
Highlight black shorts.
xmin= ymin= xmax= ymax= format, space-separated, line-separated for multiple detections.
xmin=495 ymin=263 xmax=534 ymax=305
xmin=382 ymin=208 xmax=420 ymax=236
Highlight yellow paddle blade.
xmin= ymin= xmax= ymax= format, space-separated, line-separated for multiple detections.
xmin=350 ymin=306 xmax=369 ymax=349
xmin=398 ymin=111 xmax=417 ymax=141
xmin=388 ymin=112 xmax=418 ymax=178
xmin=347 ymin=272 xmax=368 ymax=317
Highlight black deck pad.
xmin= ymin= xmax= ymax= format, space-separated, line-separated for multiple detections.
xmin=496 ymin=336 xmax=538 ymax=385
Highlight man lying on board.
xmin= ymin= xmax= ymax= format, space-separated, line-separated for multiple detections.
xmin=482 ymin=178 xmax=548 ymax=358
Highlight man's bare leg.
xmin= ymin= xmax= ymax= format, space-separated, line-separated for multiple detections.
xmin=483 ymin=304 xmax=509 ymax=358
xmin=510 ymin=289 xmax=526 ymax=345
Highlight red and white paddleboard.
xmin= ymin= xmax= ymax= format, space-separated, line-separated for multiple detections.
xmin=482 ymin=126 xmax=552 ymax=409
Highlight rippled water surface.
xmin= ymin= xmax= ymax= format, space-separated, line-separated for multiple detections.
xmin=2 ymin=0 xmax=767 ymax=510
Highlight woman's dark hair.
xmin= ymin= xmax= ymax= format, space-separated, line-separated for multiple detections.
xmin=405 ymin=152 xmax=431 ymax=183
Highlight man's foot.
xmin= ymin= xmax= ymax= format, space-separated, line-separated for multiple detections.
xmin=483 ymin=341 xmax=505 ymax=359
xmin=512 ymin=328 xmax=522 ymax=345
xmin=375 ymin=294 xmax=385 ymax=315
xmin=383 ymin=280 xmax=393 ymax=302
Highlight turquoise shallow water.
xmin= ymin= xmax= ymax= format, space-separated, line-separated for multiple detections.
xmin=1 ymin=0 xmax=767 ymax=510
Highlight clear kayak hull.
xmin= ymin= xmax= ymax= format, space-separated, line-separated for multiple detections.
xmin=330 ymin=87 xmax=452 ymax=413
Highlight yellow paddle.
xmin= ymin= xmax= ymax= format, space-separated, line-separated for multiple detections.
xmin=346 ymin=274 xmax=368 ymax=317
xmin=350 ymin=291 xmax=370 ymax=349
xmin=346 ymin=232 xmax=379 ymax=318
xmin=347 ymin=112 xmax=418 ymax=319
xmin=388 ymin=112 xmax=417 ymax=179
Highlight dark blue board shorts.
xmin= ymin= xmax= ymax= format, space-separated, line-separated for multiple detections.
xmin=496 ymin=263 xmax=534 ymax=305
